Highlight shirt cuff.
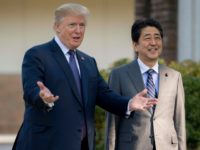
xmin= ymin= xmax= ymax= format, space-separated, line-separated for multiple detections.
xmin=43 ymin=101 xmax=54 ymax=107
xmin=125 ymin=99 xmax=132 ymax=118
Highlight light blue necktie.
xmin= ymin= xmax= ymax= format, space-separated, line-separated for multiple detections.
xmin=146 ymin=69 xmax=156 ymax=113
xmin=146 ymin=69 xmax=156 ymax=99
xmin=146 ymin=69 xmax=157 ymax=147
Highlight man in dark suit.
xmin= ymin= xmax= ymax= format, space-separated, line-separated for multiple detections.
xmin=12 ymin=3 xmax=157 ymax=150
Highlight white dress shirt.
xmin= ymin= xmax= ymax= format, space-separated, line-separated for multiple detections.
xmin=54 ymin=36 xmax=81 ymax=75
xmin=137 ymin=58 xmax=159 ymax=95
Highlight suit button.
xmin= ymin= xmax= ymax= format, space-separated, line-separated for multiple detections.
xmin=149 ymin=135 xmax=154 ymax=138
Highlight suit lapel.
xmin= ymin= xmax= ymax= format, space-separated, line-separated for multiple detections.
xmin=154 ymin=64 xmax=168 ymax=117
xmin=126 ymin=60 xmax=145 ymax=93
xmin=50 ymin=40 xmax=82 ymax=104
xmin=127 ymin=60 xmax=152 ymax=115
xmin=76 ymin=51 xmax=89 ymax=107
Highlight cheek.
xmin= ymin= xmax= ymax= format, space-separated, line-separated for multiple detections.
xmin=60 ymin=30 xmax=71 ymax=39
xmin=137 ymin=44 xmax=147 ymax=51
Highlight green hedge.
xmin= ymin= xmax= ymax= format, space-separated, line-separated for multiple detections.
xmin=169 ymin=60 xmax=200 ymax=150
xmin=95 ymin=59 xmax=200 ymax=150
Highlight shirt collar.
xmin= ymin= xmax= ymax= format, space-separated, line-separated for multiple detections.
xmin=137 ymin=58 xmax=159 ymax=74
xmin=54 ymin=36 xmax=76 ymax=55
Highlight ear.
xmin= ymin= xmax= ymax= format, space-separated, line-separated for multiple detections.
xmin=132 ymin=42 xmax=138 ymax=53
xmin=53 ymin=23 xmax=60 ymax=33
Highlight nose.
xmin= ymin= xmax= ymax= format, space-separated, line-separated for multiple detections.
xmin=150 ymin=38 xmax=156 ymax=45
xmin=74 ymin=25 xmax=84 ymax=33
xmin=75 ymin=25 xmax=80 ymax=32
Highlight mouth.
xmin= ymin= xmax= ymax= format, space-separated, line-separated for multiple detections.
xmin=72 ymin=37 xmax=82 ymax=43
xmin=148 ymin=48 xmax=158 ymax=51
xmin=73 ymin=37 xmax=80 ymax=40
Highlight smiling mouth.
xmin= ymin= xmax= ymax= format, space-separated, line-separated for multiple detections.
xmin=148 ymin=48 xmax=158 ymax=51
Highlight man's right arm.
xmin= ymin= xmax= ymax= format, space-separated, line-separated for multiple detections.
xmin=22 ymin=49 xmax=58 ymax=111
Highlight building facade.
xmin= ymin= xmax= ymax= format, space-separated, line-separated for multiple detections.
xmin=135 ymin=0 xmax=200 ymax=62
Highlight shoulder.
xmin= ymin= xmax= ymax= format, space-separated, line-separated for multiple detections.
xmin=25 ymin=40 xmax=54 ymax=56
xmin=76 ymin=49 xmax=94 ymax=59
xmin=111 ymin=60 xmax=136 ymax=74
xmin=160 ymin=64 xmax=182 ymax=77
xmin=109 ymin=64 xmax=130 ymax=81
xmin=76 ymin=49 xmax=97 ymax=66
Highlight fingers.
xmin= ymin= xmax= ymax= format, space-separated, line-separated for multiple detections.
xmin=51 ymin=95 xmax=59 ymax=102
xmin=43 ymin=95 xmax=59 ymax=102
xmin=147 ymin=99 xmax=158 ymax=105
xmin=37 ymin=81 xmax=59 ymax=103
xmin=40 ymin=92 xmax=59 ymax=103
xmin=144 ymin=99 xmax=158 ymax=109
xmin=129 ymin=95 xmax=158 ymax=112
xmin=37 ymin=81 xmax=45 ymax=90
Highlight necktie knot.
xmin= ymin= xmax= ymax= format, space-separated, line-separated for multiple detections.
xmin=147 ymin=69 xmax=154 ymax=75
xmin=68 ymin=50 xmax=76 ymax=57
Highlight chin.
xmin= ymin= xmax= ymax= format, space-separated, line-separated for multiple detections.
xmin=149 ymin=56 xmax=159 ymax=60
xmin=72 ymin=43 xmax=81 ymax=48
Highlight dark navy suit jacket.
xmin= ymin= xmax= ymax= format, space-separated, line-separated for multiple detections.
xmin=12 ymin=39 xmax=129 ymax=150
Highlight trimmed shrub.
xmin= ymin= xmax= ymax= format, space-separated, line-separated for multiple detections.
xmin=169 ymin=60 xmax=200 ymax=149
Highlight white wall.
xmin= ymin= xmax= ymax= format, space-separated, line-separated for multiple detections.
xmin=0 ymin=0 xmax=134 ymax=73
xmin=178 ymin=0 xmax=200 ymax=62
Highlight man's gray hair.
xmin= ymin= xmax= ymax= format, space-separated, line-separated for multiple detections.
xmin=54 ymin=3 xmax=90 ymax=24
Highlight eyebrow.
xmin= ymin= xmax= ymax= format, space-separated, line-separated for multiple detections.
xmin=143 ymin=33 xmax=161 ymax=37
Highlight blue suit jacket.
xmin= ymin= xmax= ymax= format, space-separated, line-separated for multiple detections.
xmin=12 ymin=39 xmax=129 ymax=150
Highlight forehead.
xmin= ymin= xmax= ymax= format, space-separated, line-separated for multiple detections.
xmin=141 ymin=26 xmax=161 ymax=36
xmin=63 ymin=14 xmax=86 ymax=23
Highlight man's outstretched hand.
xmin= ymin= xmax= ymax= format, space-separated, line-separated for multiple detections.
xmin=128 ymin=89 xmax=158 ymax=112
xmin=37 ymin=81 xmax=59 ymax=103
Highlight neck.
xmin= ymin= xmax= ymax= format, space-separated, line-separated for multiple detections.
xmin=145 ymin=61 xmax=157 ymax=68
xmin=139 ymin=57 xmax=158 ymax=68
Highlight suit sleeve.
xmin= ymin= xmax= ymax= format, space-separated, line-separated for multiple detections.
xmin=105 ymin=69 xmax=121 ymax=150
xmin=174 ymin=73 xmax=186 ymax=150
xmin=95 ymin=60 xmax=129 ymax=116
xmin=22 ymin=49 xmax=49 ymax=111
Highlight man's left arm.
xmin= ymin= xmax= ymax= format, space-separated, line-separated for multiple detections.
xmin=174 ymin=73 xmax=187 ymax=150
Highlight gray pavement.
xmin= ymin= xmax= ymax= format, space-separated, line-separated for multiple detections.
xmin=0 ymin=144 xmax=13 ymax=150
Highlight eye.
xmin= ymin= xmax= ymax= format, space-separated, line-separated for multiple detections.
xmin=80 ymin=23 xmax=85 ymax=27
xmin=144 ymin=37 xmax=151 ymax=41
xmin=79 ymin=23 xmax=86 ymax=29
xmin=155 ymin=36 xmax=161 ymax=40
xmin=68 ymin=23 xmax=77 ymax=28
